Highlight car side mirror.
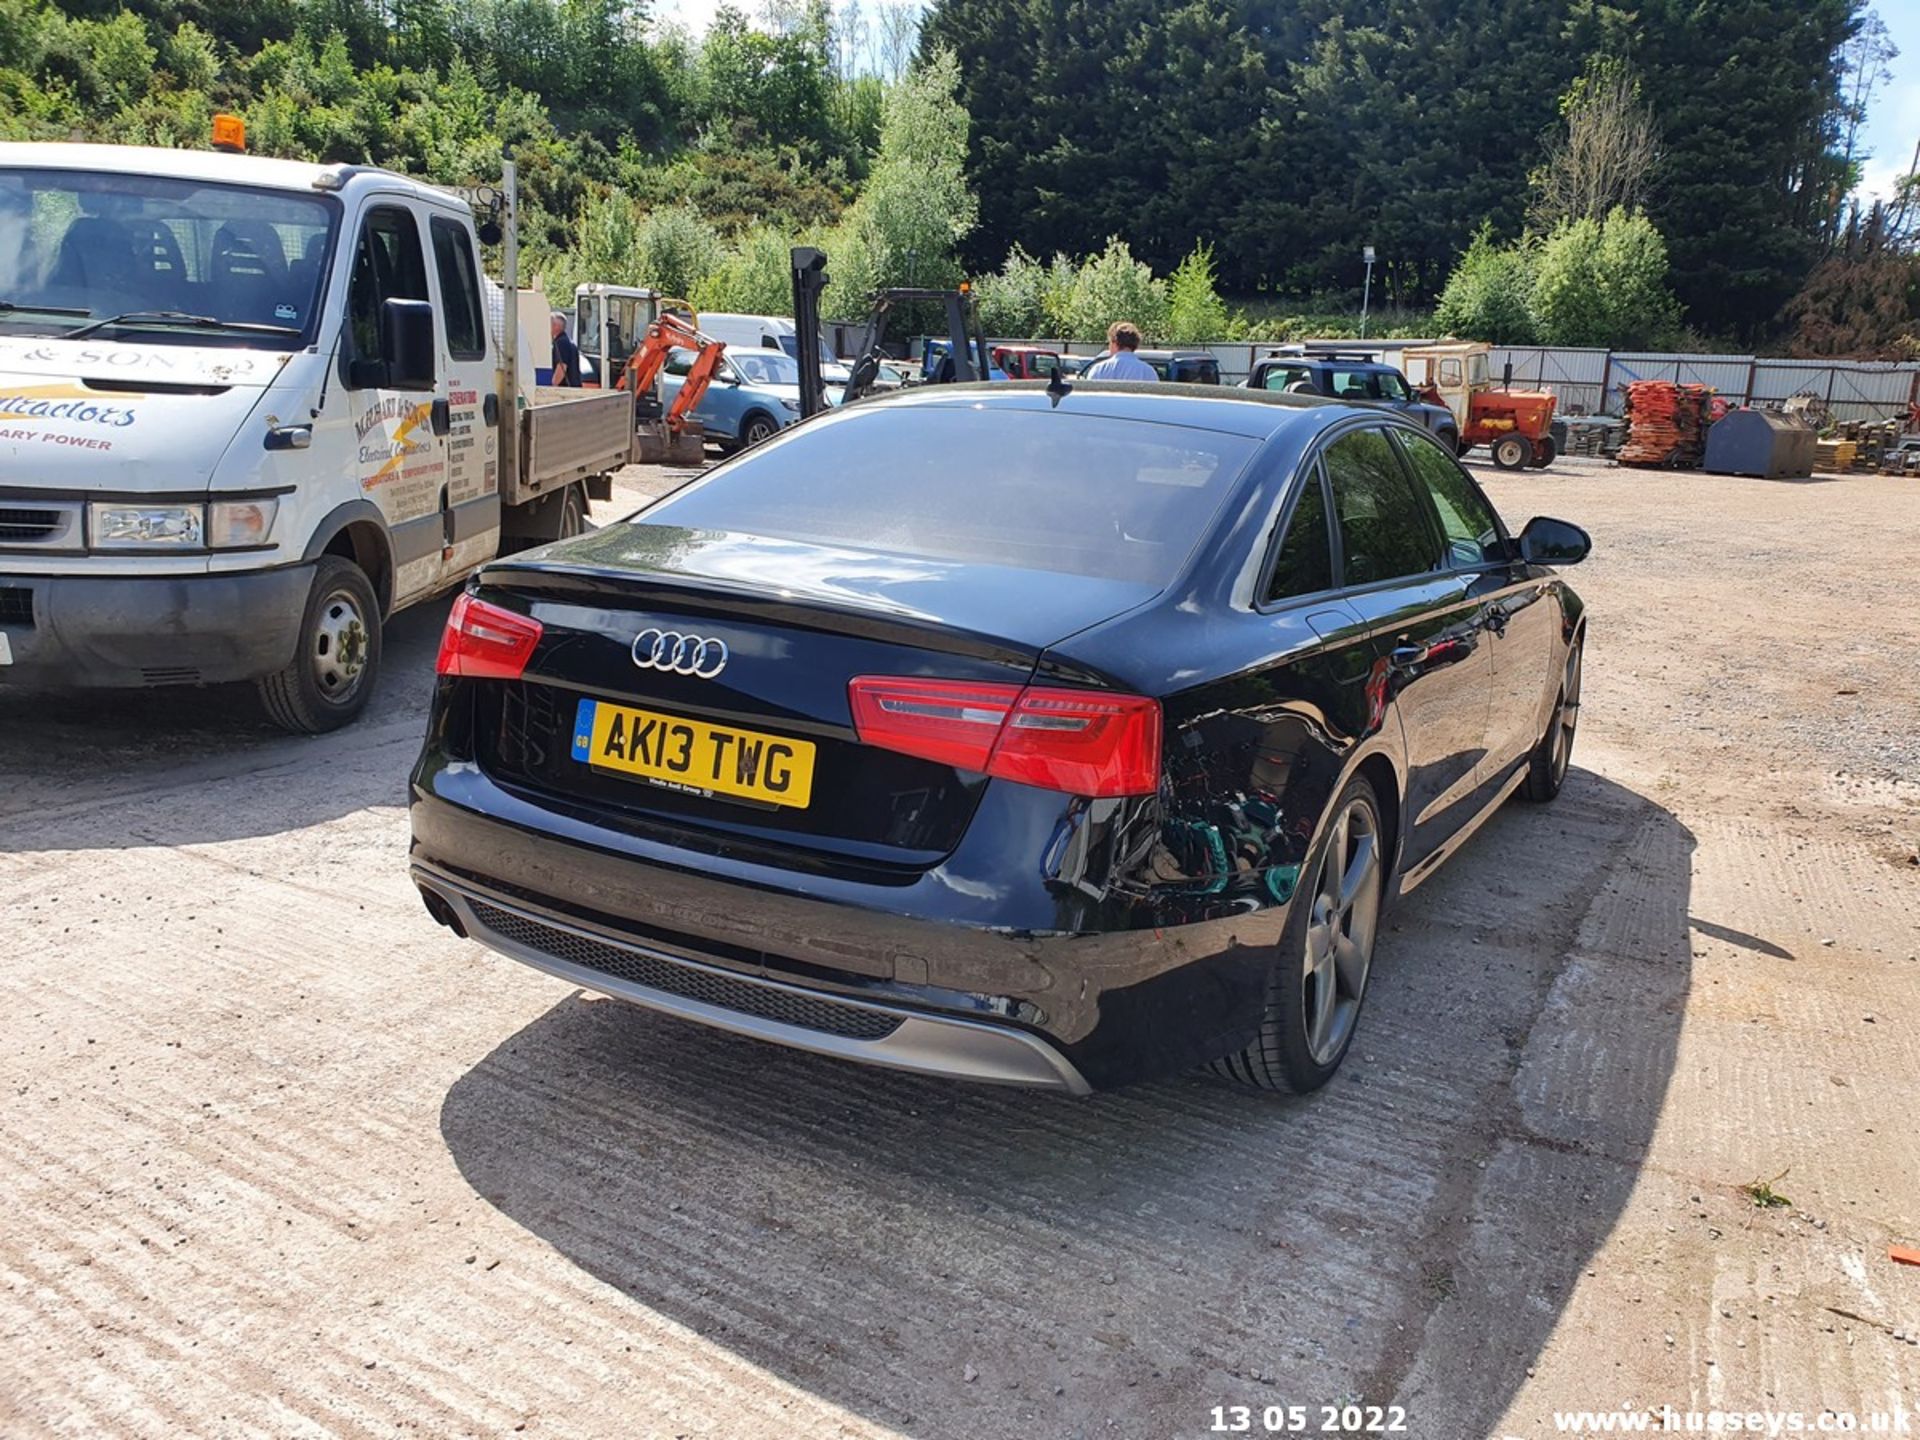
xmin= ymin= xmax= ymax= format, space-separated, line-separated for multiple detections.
xmin=1518 ymin=516 xmax=1590 ymax=565
xmin=380 ymin=297 xmax=436 ymax=391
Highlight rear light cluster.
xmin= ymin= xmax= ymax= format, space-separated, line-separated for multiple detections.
xmin=848 ymin=676 xmax=1162 ymax=798
xmin=436 ymin=594 xmax=543 ymax=679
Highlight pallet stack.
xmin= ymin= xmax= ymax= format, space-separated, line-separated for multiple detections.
xmin=1618 ymin=381 xmax=1714 ymax=468
xmin=1814 ymin=438 xmax=1858 ymax=472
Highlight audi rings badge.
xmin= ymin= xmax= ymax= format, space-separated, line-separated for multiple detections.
xmin=631 ymin=628 xmax=729 ymax=679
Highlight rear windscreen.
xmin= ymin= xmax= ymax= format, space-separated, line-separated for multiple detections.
xmin=637 ymin=405 xmax=1259 ymax=586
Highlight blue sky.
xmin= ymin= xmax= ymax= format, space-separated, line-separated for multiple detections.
xmin=651 ymin=0 xmax=1920 ymax=205
xmin=1857 ymin=0 xmax=1920 ymax=203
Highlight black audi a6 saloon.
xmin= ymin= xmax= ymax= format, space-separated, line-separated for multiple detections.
xmin=409 ymin=383 xmax=1589 ymax=1094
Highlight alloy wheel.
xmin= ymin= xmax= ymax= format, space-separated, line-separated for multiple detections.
xmin=1301 ymin=797 xmax=1383 ymax=1065
xmin=1551 ymin=644 xmax=1583 ymax=786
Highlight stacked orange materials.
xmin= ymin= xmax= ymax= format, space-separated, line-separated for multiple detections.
xmin=1619 ymin=380 xmax=1714 ymax=467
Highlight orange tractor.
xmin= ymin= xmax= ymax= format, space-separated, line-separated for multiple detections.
xmin=1401 ymin=341 xmax=1558 ymax=469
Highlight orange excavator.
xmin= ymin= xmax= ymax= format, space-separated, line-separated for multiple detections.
xmin=619 ymin=309 xmax=726 ymax=425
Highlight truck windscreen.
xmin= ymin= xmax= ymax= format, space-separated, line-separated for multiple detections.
xmin=0 ymin=168 xmax=338 ymax=347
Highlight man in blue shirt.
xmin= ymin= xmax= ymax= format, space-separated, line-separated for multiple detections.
xmin=550 ymin=311 xmax=582 ymax=388
xmin=1084 ymin=322 xmax=1158 ymax=381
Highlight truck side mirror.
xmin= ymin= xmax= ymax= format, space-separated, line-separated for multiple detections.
xmin=381 ymin=298 xmax=437 ymax=391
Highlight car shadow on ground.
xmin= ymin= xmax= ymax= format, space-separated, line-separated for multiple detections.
xmin=0 ymin=595 xmax=451 ymax=848
xmin=438 ymin=768 xmax=1695 ymax=1438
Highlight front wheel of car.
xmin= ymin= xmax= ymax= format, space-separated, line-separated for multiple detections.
xmin=1521 ymin=638 xmax=1582 ymax=803
xmin=1491 ymin=433 xmax=1535 ymax=469
xmin=1212 ymin=775 xmax=1385 ymax=1094
xmin=740 ymin=412 xmax=779 ymax=448
xmin=1438 ymin=428 xmax=1460 ymax=455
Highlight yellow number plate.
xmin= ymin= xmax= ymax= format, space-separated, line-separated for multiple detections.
xmin=571 ymin=697 xmax=815 ymax=809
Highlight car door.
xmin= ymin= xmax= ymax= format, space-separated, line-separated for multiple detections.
xmin=1320 ymin=424 xmax=1495 ymax=870
xmin=425 ymin=214 xmax=498 ymax=583
xmin=1392 ymin=426 xmax=1558 ymax=782
xmin=342 ymin=202 xmax=447 ymax=606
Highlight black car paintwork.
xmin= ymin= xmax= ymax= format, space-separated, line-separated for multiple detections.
xmin=410 ymin=384 xmax=1584 ymax=1089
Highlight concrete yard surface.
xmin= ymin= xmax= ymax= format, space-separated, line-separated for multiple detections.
xmin=1 ymin=457 xmax=1917 ymax=1439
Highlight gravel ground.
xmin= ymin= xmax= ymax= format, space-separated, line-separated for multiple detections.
xmin=2 ymin=454 xmax=1917 ymax=1439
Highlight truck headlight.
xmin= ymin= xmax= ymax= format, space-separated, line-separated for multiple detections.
xmin=208 ymin=498 xmax=279 ymax=549
xmin=90 ymin=503 xmax=204 ymax=549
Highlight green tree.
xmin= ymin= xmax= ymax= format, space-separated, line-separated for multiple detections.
xmin=974 ymin=245 xmax=1057 ymax=336
xmin=1526 ymin=208 xmax=1679 ymax=348
xmin=693 ymin=223 xmax=804 ymax=313
xmin=1433 ymin=225 xmax=1538 ymax=344
xmin=1165 ymin=242 xmax=1230 ymax=343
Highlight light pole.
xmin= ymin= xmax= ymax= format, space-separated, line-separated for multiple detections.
xmin=1360 ymin=244 xmax=1376 ymax=340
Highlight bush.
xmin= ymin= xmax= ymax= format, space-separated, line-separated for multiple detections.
xmin=1166 ymin=242 xmax=1231 ymax=344
xmin=974 ymin=245 xmax=1054 ymax=336
xmin=1529 ymin=208 xmax=1678 ymax=348
xmin=1057 ymin=237 xmax=1168 ymax=342
xmin=1433 ymin=224 xmax=1537 ymax=344
xmin=692 ymin=223 xmax=803 ymax=315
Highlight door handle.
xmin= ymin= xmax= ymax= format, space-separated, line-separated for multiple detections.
xmin=430 ymin=398 xmax=451 ymax=436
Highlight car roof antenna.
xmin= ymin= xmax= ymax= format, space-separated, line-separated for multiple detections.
xmin=1046 ymin=365 xmax=1073 ymax=407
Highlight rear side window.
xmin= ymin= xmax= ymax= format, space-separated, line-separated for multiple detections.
xmin=1266 ymin=465 xmax=1335 ymax=602
xmin=1395 ymin=429 xmax=1503 ymax=567
xmin=640 ymin=405 xmax=1260 ymax=587
xmin=1260 ymin=366 xmax=1314 ymax=393
xmin=429 ymin=217 xmax=485 ymax=361
xmin=1327 ymin=368 xmax=1375 ymax=399
xmin=1322 ymin=428 xmax=1441 ymax=585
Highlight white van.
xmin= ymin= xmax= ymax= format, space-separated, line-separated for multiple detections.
xmin=697 ymin=313 xmax=849 ymax=383
xmin=0 ymin=141 xmax=632 ymax=731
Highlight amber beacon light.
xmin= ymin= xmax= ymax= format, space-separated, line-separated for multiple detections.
xmin=211 ymin=113 xmax=247 ymax=153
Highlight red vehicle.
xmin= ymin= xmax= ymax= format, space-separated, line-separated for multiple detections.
xmin=991 ymin=344 xmax=1063 ymax=379
xmin=1402 ymin=342 xmax=1558 ymax=469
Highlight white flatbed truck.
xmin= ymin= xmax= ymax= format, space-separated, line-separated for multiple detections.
xmin=0 ymin=137 xmax=633 ymax=730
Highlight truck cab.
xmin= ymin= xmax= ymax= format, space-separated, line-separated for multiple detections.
xmin=0 ymin=140 xmax=631 ymax=730
xmin=573 ymin=283 xmax=659 ymax=388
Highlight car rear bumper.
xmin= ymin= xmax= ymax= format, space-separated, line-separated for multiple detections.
xmin=408 ymin=764 xmax=1281 ymax=1091
xmin=415 ymin=868 xmax=1091 ymax=1093
xmin=0 ymin=566 xmax=311 ymax=687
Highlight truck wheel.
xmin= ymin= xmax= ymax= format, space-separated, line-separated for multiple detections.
xmin=256 ymin=555 xmax=381 ymax=734
xmin=558 ymin=483 xmax=588 ymax=539
xmin=1529 ymin=436 xmax=1557 ymax=468
xmin=739 ymin=412 xmax=779 ymax=448
xmin=1491 ymin=434 xmax=1535 ymax=470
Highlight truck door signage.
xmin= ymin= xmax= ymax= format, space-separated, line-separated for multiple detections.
xmin=355 ymin=396 xmax=442 ymax=522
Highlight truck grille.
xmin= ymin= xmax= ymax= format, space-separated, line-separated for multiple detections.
xmin=467 ymin=898 xmax=904 ymax=1042
xmin=0 ymin=500 xmax=83 ymax=550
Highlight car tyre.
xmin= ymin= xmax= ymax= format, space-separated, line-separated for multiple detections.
xmin=1530 ymin=435 xmax=1558 ymax=468
xmin=1491 ymin=433 xmax=1535 ymax=469
xmin=256 ymin=554 xmax=382 ymax=734
xmin=1453 ymin=432 xmax=1475 ymax=458
xmin=1437 ymin=428 xmax=1460 ymax=455
xmin=1211 ymin=774 xmax=1386 ymax=1094
xmin=1521 ymin=638 xmax=1582 ymax=803
xmin=739 ymin=412 xmax=779 ymax=448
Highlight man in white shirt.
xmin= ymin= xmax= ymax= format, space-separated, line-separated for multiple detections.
xmin=1083 ymin=322 xmax=1158 ymax=381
